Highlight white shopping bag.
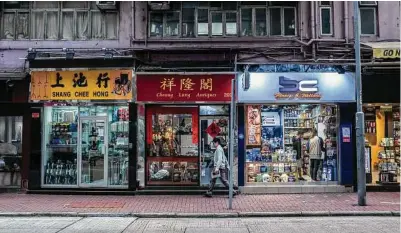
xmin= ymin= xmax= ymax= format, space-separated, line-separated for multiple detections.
xmin=211 ymin=170 xmax=220 ymax=179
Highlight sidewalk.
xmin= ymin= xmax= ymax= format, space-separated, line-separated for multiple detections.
xmin=0 ymin=192 xmax=399 ymax=217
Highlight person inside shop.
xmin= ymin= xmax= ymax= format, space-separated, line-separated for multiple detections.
xmin=292 ymin=131 xmax=306 ymax=181
xmin=306 ymin=129 xmax=325 ymax=181
xmin=205 ymin=137 xmax=238 ymax=197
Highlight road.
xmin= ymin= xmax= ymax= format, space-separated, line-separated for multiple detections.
xmin=0 ymin=216 xmax=398 ymax=233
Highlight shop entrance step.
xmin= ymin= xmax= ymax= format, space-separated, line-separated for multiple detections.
xmin=367 ymin=184 xmax=400 ymax=192
xmin=26 ymin=189 xmax=136 ymax=195
xmin=241 ymin=185 xmax=351 ymax=194
xmin=136 ymin=186 xmax=239 ymax=195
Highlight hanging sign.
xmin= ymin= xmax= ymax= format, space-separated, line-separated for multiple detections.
xmin=136 ymin=74 xmax=233 ymax=102
xmin=30 ymin=70 xmax=133 ymax=101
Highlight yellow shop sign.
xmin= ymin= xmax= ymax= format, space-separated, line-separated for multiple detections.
xmin=373 ymin=48 xmax=400 ymax=59
xmin=30 ymin=70 xmax=133 ymax=101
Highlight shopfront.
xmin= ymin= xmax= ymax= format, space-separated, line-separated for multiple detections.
xmin=237 ymin=72 xmax=356 ymax=193
xmin=29 ymin=69 xmax=134 ymax=189
xmin=135 ymin=73 xmax=234 ymax=188
xmin=362 ymin=72 xmax=400 ymax=189
xmin=0 ymin=78 xmax=34 ymax=190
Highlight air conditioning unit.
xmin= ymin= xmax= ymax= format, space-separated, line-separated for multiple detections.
xmin=96 ymin=1 xmax=117 ymax=10
xmin=148 ymin=1 xmax=170 ymax=10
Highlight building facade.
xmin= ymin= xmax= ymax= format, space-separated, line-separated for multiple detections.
xmin=0 ymin=1 xmax=399 ymax=193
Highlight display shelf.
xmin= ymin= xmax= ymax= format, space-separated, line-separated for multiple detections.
xmin=147 ymin=156 xmax=198 ymax=162
xmin=246 ymin=144 xmax=263 ymax=147
xmin=147 ymin=180 xmax=197 ymax=185
xmin=46 ymin=144 xmax=78 ymax=148
xmin=285 ymin=117 xmax=312 ymax=120
xmin=246 ymin=161 xmax=297 ymax=164
xmin=376 ymin=181 xmax=400 ymax=185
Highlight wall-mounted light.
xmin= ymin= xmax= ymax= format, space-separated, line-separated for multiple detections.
xmin=103 ymin=48 xmax=113 ymax=59
xmin=63 ymin=48 xmax=75 ymax=60
xmin=5 ymin=79 xmax=14 ymax=88
xmin=27 ymin=48 xmax=37 ymax=61
xmin=242 ymin=65 xmax=250 ymax=91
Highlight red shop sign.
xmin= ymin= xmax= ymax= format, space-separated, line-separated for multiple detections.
xmin=136 ymin=74 xmax=233 ymax=102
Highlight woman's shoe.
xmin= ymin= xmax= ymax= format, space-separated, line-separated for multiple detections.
xmin=204 ymin=191 xmax=213 ymax=197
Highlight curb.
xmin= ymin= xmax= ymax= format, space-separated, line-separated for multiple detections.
xmin=0 ymin=211 xmax=398 ymax=218
xmin=238 ymin=212 xmax=302 ymax=217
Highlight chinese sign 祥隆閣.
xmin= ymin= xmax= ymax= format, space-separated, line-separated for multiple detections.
xmin=30 ymin=70 xmax=133 ymax=100
xmin=136 ymin=74 xmax=233 ymax=102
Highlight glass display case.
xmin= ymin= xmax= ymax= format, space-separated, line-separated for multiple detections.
xmin=146 ymin=106 xmax=199 ymax=186
xmin=43 ymin=106 xmax=79 ymax=186
xmin=245 ymin=104 xmax=338 ymax=184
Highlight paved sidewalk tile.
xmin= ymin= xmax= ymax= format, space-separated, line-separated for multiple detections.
xmin=0 ymin=192 xmax=398 ymax=214
xmin=58 ymin=217 xmax=136 ymax=233
xmin=185 ymin=228 xmax=249 ymax=233
xmin=0 ymin=217 xmax=81 ymax=233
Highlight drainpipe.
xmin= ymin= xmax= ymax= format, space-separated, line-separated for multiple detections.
xmin=145 ymin=4 xmax=148 ymax=48
xmin=131 ymin=1 xmax=136 ymax=42
xmin=344 ymin=1 xmax=349 ymax=43
xmin=310 ymin=1 xmax=316 ymax=59
xmin=300 ymin=2 xmax=304 ymax=42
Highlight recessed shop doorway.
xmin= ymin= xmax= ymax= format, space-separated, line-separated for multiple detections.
xmin=78 ymin=116 xmax=109 ymax=187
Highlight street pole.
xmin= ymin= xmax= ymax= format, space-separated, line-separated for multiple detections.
xmin=228 ymin=56 xmax=237 ymax=209
xmin=353 ymin=1 xmax=367 ymax=206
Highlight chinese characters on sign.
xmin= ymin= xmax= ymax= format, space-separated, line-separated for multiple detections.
xmin=161 ymin=78 xmax=176 ymax=91
xmin=200 ymin=78 xmax=213 ymax=91
xmin=180 ymin=78 xmax=195 ymax=91
xmin=136 ymin=74 xmax=233 ymax=102
xmin=30 ymin=70 xmax=133 ymax=100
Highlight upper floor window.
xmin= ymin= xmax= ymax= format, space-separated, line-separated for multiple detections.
xmin=1 ymin=1 xmax=119 ymax=40
xmin=359 ymin=1 xmax=377 ymax=35
xmin=148 ymin=1 xmax=297 ymax=38
xmin=319 ymin=1 xmax=332 ymax=35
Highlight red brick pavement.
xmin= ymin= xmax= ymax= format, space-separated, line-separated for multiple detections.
xmin=0 ymin=193 xmax=399 ymax=213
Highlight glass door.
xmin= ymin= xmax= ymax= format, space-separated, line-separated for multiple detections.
xmin=200 ymin=116 xmax=230 ymax=187
xmin=78 ymin=116 xmax=108 ymax=187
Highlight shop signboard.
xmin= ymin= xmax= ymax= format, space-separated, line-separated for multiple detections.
xmin=30 ymin=70 xmax=133 ymax=101
xmin=380 ymin=105 xmax=393 ymax=112
xmin=136 ymin=74 xmax=233 ymax=102
xmin=373 ymin=48 xmax=400 ymax=59
xmin=237 ymin=73 xmax=356 ymax=103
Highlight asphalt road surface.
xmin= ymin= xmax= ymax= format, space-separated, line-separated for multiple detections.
xmin=0 ymin=216 xmax=398 ymax=233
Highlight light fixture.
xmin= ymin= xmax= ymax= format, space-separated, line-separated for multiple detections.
xmin=5 ymin=79 xmax=14 ymax=88
xmin=104 ymin=49 xmax=113 ymax=59
xmin=243 ymin=65 xmax=250 ymax=91
xmin=63 ymin=48 xmax=75 ymax=60
xmin=27 ymin=48 xmax=37 ymax=61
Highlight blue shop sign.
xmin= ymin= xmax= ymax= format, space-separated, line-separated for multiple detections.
xmin=237 ymin=72 xmax=356 ymax=103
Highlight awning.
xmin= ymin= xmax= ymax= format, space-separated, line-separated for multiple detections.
xmin=0 ymin=50 xmax=28 ymax=79
xmin=362 ymin=42 xmax=401 ymax=59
